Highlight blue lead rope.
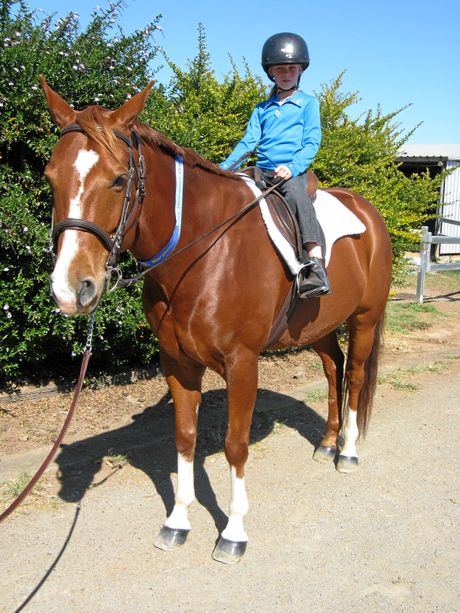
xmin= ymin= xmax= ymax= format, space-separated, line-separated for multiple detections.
xmin=139 ymin=155 xmax=184 ymax=269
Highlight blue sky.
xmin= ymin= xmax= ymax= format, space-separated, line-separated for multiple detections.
xmin=25 ymin=0 xmax=460 ymax=144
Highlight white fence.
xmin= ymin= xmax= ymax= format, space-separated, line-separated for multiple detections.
xmin=416 ymin=220 xmax=460 ymax=303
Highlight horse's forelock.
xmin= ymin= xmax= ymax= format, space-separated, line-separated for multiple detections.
xmin=76 ymin=106 xmax=120 ymax=162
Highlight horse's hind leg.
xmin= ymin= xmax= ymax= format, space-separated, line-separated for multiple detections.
xmin=337 ymin=315 xmax=382 ymax=473
xmin=311 ymin=332 xmax=344 ymax=463
xmin=212 ymin=349 xmax=259 ymax=564
xmin=154 ymin=350 xmax=205 ymax=551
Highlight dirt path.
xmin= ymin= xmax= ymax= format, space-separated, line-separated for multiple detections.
xmin=0 ymin=281 xmax=459 ymax=612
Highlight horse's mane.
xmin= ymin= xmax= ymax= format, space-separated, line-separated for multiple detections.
xmin=74 ymin=105 xmax=239 ymax=180
xmin=135 ymin=121 xmax=239 ymax=180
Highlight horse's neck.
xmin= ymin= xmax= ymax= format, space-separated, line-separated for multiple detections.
xmin=131 ymin=149 xmax=247 ymax=267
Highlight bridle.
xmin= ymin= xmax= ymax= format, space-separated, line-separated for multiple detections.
xmin=50 ymin=124 xmax=146 ymax=291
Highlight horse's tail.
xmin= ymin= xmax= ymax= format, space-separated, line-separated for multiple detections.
xmin=343 ymin=314 xmax=385 ymax=438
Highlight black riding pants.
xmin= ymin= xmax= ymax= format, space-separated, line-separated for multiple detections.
xmin=259 ymin=169 xmax=325 ymax=252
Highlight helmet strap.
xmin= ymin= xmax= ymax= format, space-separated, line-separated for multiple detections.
xmin=276 ymin=84 xmax=298 ymax=95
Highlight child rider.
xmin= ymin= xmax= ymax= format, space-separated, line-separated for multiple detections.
xmin=220 ymin=32 xmax=330 ymax=298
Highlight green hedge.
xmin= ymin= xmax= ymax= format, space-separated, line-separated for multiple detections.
xmin=0 ymin=2 xmax=441 ymax=385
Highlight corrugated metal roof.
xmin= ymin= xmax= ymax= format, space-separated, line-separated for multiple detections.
xmin=398 ymin=144 xmax=460 ymax=160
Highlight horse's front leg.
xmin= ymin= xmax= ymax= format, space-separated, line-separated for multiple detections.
xmin=154 ymin=350 xmax=205 ymax=551
xmin=212 ymin=350 xmax=258 ymax=564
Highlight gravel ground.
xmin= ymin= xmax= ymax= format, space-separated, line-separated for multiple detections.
xmin=0 ymin=280 xmax=459 ymax=613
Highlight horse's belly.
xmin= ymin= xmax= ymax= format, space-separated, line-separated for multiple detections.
xmin=269 ymin=292 xmax=358 ymax=349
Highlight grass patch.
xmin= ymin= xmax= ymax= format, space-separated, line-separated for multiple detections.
xmin=391 ymin=379 xmax=419 ymax=392
xmin=0 ymin=472 xmax=61 ymax=511
xmin=378 ymin=369 xmax=419 ymax=391
xmin=304 ymin=388 xmax=328 ymax=403
xmin=394 ymin=266 xmax=460 ymax=294
xmin=385 ymin=301 xmax=442 ymax=334
xmin=3 ymin=472 xmax=33 ymax=498
xmin=379 ymin=361 xmax=447 ymax=391
xmin=105 ymin=451 xmax=129 ymax=469
xmin=425 ymin=270 xmax=460 ymax=292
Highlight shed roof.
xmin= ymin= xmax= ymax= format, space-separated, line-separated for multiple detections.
xmin=398 ymin=144 xmax=460 ymax=161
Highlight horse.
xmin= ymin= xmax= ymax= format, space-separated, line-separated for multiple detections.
xmin=40 ymin=77 xmax=392 ymax=564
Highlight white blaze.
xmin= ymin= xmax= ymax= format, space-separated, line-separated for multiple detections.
xmin=51 ymin=149 xmax=99 ymax=307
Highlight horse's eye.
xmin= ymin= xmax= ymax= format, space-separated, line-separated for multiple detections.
xmin=112 ymin=175 xmax=127 ymax=189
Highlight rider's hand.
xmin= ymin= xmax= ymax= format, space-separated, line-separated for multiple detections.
xmin=274 ymin=165 xmax=292 ymax=180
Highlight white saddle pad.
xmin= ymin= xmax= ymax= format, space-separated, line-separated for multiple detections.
xmin=240 ymin=176 xmax=366 ymax=274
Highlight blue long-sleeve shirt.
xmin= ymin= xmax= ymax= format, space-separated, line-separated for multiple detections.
xmin=220 ymin=90 xmax=321 ymax=177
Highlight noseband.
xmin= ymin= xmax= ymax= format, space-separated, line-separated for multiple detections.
xmin=50 ymin=124 xmax=145 ymax=290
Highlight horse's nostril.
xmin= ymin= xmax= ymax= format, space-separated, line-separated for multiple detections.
xmin=78 ymin=279 xmax=97 ymax=307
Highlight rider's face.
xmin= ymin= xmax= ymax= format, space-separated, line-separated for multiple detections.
xmin=269 ymin=64 xmax=302 ymax=89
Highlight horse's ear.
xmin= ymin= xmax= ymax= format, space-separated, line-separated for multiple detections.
xmin=39 ymin=75 xmax=76 ymax=128
xmin=111 ymin=80 xmax=155 ymax=129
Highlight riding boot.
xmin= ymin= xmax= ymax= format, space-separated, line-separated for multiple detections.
xmin=297 ymin=257 xmax=331 ymax=299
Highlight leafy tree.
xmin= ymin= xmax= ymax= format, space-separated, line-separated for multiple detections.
xmin=313 ymin=73 xmax=442 ymax=275
xmin=144 ymin=23 xmax=266 ymax=162
xmin=0 ymin=0 xmax=162 ymax=384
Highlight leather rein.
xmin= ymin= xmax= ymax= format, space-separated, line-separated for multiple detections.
xmin=51 ymin=125 xmax=280 ymax=290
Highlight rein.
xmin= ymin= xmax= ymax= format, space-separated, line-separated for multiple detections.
xmin=118 ymin=178 xmax=286 ymax=289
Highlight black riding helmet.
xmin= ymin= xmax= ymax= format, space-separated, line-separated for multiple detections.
xmin=261 ymin=32 xmax=310 ymax=82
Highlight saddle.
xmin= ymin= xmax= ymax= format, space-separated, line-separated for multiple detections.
xmin=239 ymin=167 xmax=320 ymax=347
xmin=239 ymin=166 xmax=319 ymax=262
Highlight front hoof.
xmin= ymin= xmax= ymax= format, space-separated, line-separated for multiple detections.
xmin=154 ymin=526 xmax=189 ymax=551
xmin=336 ymin=454 xmax=359 ymax=474
xmin=313 ymin=445 xmax=337 ymax=463
xmin=212 ymin=537 xmax=247 ymax=564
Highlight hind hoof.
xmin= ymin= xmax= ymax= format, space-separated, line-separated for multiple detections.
xmin=336 ymin=454 xmax=359 ymax=474
xmin=212 ymin=537 xmax=247 ymax=564
xmin=154 ymin=526 xmax=189 ymax=551
xmin=313 ymin=445 xmax=337 ymax=463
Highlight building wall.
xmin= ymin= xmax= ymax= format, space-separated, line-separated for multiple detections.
xmin=440 ymin=161 xmax=460 ymax=255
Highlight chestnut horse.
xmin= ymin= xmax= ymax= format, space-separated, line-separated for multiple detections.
xmin=41 ymin=78 xmax=392 ymax=563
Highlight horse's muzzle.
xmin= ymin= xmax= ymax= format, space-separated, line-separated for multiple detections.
xmin=51 ymin=275 xmax=100 ymax=315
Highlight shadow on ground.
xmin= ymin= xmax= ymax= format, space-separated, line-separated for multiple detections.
xmin=55 ymin=388 xmax=326 ymax=534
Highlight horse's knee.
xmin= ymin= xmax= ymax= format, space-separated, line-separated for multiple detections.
xmin=176 ymin=427 xmax=197 ymax=460
xmin=224 ymin=438 xmax=249 ymax=472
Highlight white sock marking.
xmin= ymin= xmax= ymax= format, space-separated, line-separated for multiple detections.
xmin=165 ymin=453 xmax=195 ymax=531
xmin=341 ymin=407 xmax=359 ymax=458
xmin=221 ymin=467 xmax=249 ymax=542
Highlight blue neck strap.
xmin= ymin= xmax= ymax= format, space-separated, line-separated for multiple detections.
xmin=139 ymin=155 xmax=184 ymax=269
